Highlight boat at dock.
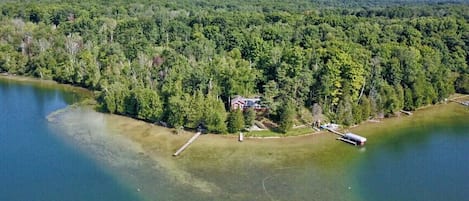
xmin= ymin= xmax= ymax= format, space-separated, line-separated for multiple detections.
xmin=320 ymin=123 xmax=340 ymax=130
xmin=338 ymin=133 xmax=367 ymax=146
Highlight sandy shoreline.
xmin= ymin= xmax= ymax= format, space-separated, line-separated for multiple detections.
xmin=0 ymin=74 xmax=93 ymax=97
xmin=6 ymin=73 xmax=468 ymax=147
xmin=5 ymin=73 xmax=469 ymax=142
xmin=8 ymin=75 xmax=467 ymax=200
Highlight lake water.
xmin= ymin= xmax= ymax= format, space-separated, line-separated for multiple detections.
xmin=352 ymin=113 xmax=469 ymax=201
xmin=0 ymin=79 xmax=141 ymax=201
xmin=1 ymin=78 xmax=468 ymax=201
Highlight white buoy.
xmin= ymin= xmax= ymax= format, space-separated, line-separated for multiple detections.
xmin=239 ymin=132 xmax=244 ymax=142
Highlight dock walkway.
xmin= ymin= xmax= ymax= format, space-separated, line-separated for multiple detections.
xmin=173 ymin=132 xmax=202 ymax=156
xmin=325 ymin=128 xmax=345 ymax=137
xmin=400 ymin=110 xmax=413 ymax=115
xmin=449 ymin=99 xmax=469 ymax=107
xmin=448 ymin=95 xmax=469 ymax=107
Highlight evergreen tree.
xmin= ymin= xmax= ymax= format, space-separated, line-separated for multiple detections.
xmin=228 ymin=109 xmax=245 ymax=133
xmin=278 ymin=99 xmax=295 ymax=133
xmin=243 ymin=108 xmax=256 ymax=128
xmin=203 ymin=95 xmax=227 ymax=134
xmin=166 ymin=94 xmax=188 ymax=128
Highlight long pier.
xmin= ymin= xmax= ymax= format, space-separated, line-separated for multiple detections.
xmin=325 ymin=128 xmax=345 ymax=137
xmin=173 ymin=132 xmax=202 ymax=156
xmin=448 ymin=95 xmax=469 ymax=107
xmin=400 ymin=110 xmax=413 ymax=115
xmin=449 ymin=99 xmax=469 ymax=107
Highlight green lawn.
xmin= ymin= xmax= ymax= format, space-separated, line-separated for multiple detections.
xmin=244 ymin=126 xmax=317 ymax=137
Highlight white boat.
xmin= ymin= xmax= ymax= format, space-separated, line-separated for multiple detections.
xmin=342 ymin=132 xmax=367 ymax=146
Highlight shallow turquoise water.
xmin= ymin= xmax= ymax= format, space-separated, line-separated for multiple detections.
xmin=0 ymin=79 xmax=141 ymax=201
xmin=1 ymin=79 xmax=468 ymax=201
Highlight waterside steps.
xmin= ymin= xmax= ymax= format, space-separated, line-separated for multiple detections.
xmin=173 ymin=132 xmax=202 ymax=156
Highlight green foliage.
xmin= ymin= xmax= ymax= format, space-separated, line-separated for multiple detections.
xmin=278 ymin=99 xmax=295 ymax=133
xmin=381 ymin=83 xmax=400 ymax=116
xmin=132 ymin=87 xmax=163 ymax=122
xmin=227 ymin=109 xmax=244 ymax=133
xmin=0 ymin=1 xmax=468 ymax=130
xmin=166 ymin=94 xmax=188 ymax=128
xmin=203 ymin=95 xmax=227 ymax=133
xmin=404 ymin=87 xmax=415 ymax=110
xmin=359 ymin=96 xmax=371 ymax=121
xmin=243 ymin=108 xmax=256 ymax=128
xmin=337 ymin=96 xmax=354 ymax=126
xmin=185 ymin=91 xmax=205 ymax=129
xmin=455 ymin=74 xmax=469 ymax=94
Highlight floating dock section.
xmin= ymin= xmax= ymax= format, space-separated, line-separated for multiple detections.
xmin=173 ymin=132 xmax=202 ymax=156
xmin=323 ymin=127 xmax=367 ymax=146
xmin=339 ymin=133 xmax=367 ymax=146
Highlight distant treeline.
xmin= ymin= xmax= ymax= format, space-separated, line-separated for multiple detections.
xmin=0 ymin=1 xmax=468 ymax=133
xmin=1 ymin=0 xmax=468 ymax=10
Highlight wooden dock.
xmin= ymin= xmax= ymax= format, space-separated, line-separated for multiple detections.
xmin=400 ymin=110 xmax=413 ymax=115
xmin=325 ymin=128 xmax=345 ymax=137
xmin=325 ymin=128 xmax=367 ymax=146
xmin=449 ymin=99 xmax=469 ymax=107
xmin=337 ymin=137 xmax=357 ymax=146
xmin=173 ymin=132 xmax=202 ymax=156
xmin=325 ymin=128 xmax=355 ymax=145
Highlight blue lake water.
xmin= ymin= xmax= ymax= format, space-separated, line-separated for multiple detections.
xmin=1 ymin=78 xmax=468 ymax=201
xmin=0 ymin=79 xmax=141 ymax=201
xmin=353 ymin=116 xmax=469 ymax=201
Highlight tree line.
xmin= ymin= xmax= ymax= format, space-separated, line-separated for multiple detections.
xmin=0 ymin=1 xmax=468 ymax=133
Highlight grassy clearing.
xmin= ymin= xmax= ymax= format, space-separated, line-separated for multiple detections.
xmin=244 ymin=126 xmax=317 ymax=137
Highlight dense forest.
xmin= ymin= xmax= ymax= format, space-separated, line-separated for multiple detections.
xmin=0 ymin=0 xmax=468 ymax=133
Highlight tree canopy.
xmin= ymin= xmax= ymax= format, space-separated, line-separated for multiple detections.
xmin=0 ymin=0 xmax=468 ymax=132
